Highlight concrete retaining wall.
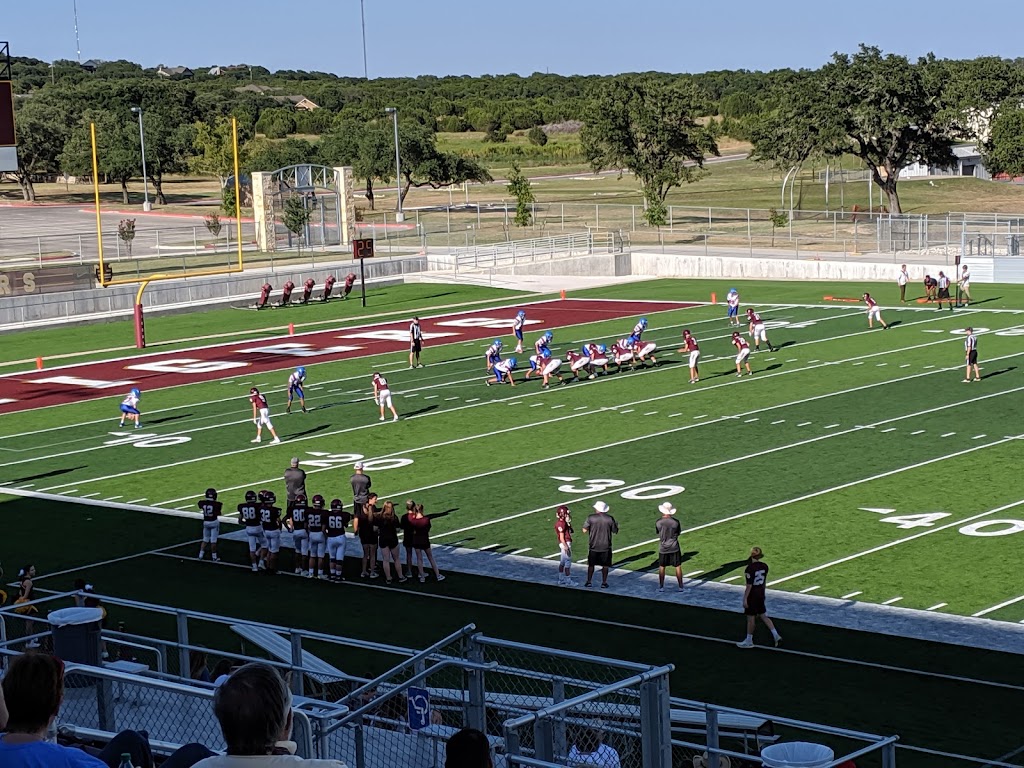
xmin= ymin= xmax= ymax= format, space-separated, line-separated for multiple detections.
xmin=449 ymin=252 xmax=632 ymax=278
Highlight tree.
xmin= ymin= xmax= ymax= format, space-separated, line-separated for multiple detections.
xmin=748 ymin=72 xmax=838 ymax=173
xmin=142 ymin=114 xmax=196 ymax=204
xmin=204 ymin=213 xmax=222 ymax=238
xmin=527 ymin=126 xmax=548 ymax=146
xmin=61 ymin=110 xmax=140 ymax=204
xmin=282 ymin=196 xmax=312 ymax=255
xmin=506 ymin=162 xmax=534 ymax=227
xmin=118 ymin=218 xmax=137 ymax=257
xmin=255 ymin=107 xmax=296 ymax=139
xmin=10 ymin=96 xmax=74 ymax=200
xmin=768 ymin=208 xmax=789 ymax=247
xmin=395 ymin=122 xmax=492 ymax=205
xmin=581 ymin=78 xmax=718 ymax=226
xmin=319 ymin=121 xmax=394 ymax=209
xmin=983 ymin=106 xmax=1024 ymax=178
xmin=191 ymin=116 xmax=248 ymax=185
xmin=817 ymin=46 xmax=959 ymax=214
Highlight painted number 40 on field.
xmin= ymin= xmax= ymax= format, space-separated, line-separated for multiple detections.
xmin=861 ymin=508 xmax=1024 ymax=537
xmin=552 ymin=476 xmax=685 ymax=500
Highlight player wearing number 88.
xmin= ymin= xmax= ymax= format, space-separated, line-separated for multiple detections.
xmin=249 ymin=388 xmax=281 ymax=444
xmin=118 ymin=388 xmax=142 ymax=429
xmin=372 ymin=372 xmax=399 ymax=422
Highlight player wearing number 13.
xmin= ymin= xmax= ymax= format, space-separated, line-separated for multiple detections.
xmin=737 ymin=547 xmax=782 ymax=648
xmin=249 ymin=388 xmax=281 ymax=444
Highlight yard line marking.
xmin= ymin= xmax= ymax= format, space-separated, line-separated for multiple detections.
xmin=973 ymin=594 xmax=1024 ymax=618
xmin=900 ymin=364 xmax=911 ymax=368
xmin=509 ymin=548 xmax=532 ymax=556
xmin=643 ymin=411 xmax=658 ymax=416
xmin=852 ymin=362 xmax=864 ymax=366
xmin=478 ymin=544 xmax=502 ymax=551
xmin=620 ymin=409 xmax=635 ymax=414
xmin=146 ymin=552 xmax=1024 ymax=696
xmin=796 ymin=421 xmax=812 ymax=427
xmin=911 ymin=430 xmax=926 ymax=435
xmin=770 ymin=497 xmax=1024 ymax=586
xmin=444 ymin=396 xmax=459 ymax=401
xmin=744 ymin=418 xmax=759 ymax=423
xmin=552 ymin=404 xmax=567 ymax=410
xmin=881 ymin=428 xmax=897 ymax=433
xmin=799 ymin=586 xmax=821 ymax=594
xmin=926 ymin=603 xmax=948 ymax=611
xmin=103 ymin=495 xmax=123 ymax=501
xmin=610 ymin=432 xmax=1024 ymax=558
xmin=574 ymin=406 xmax=588 ymax=411
xmin=684 ymin=570 xmax=704 ymax=578
xmin=465 ymin=398 xmax=480 ymax=403
xmin=720 ymin=575 xmax=742 ymax=583
xmin=882 ymin=597 xmax=904 ymax=605
xmin=771 ymin=419 xmax=786 ymax=425
xmin=841 ymin=591 xmax=863 ymax=599
xmin=423 ymin=395 xmax=439 ymax=400
xmin=941 ymin=432 xmax=956 ymax=438
xmin=125 ymin=498 xmax=147 ymax=504
xmin=693 ymin=414 xmax=707 ymax=419
xmin=973 ymin=434 xmax=987 ymax=440
xmin=824 ymin=424 xmax=840 ymax=429
xmin=530 ymin=402 xmax=546 ymax=408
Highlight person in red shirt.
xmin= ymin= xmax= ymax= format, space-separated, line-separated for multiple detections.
xmin=862 ymin=293 xmax=889 ymax=330
xmin=737 ymin=547 xmax=782 ymax=648
xmin=678 ymin=329 xmax=700 ymax=384
xmin=555 ymin=506 xmax=576 ymax=586
xmin=731 ymin=332 xmax=752 ymax=377
xmin=249 ymin=388 xmax=281 ymax=444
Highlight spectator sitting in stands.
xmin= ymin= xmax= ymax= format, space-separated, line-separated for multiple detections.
xmin=0 ymin=652 xmax=213 ymax=768
xmin=567 ymin=722 xmax=621 ymax=768
xmin=195 ymin=662 xmax=346 ymax=768
xmin=444 ymin=728 xmax=492 ymax=768
xmin=190 ymin=650 xmax=212 ymax=683
xmin=211 ymin=660 xmax=234 ymax=687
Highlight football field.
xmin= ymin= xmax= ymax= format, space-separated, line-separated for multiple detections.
xmin=3 ymin=278 xmax=1024 ymax=624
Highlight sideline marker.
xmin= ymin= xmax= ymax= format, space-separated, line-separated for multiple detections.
xmin=288 ymin=323 xmax=295 ymax=335
xmin=711 ymin=292 xmax=717 ymax=304
xmin=35 ymin=357 xmax=43 ymax=370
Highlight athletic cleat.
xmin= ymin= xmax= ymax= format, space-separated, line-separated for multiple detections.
xmin=251 ymin=564 xmax=259 ymax=573
xmin=392 ymin=415 xmax=399 ymax=422
xmin=435 ymin=573 xmax=446 ymax=582
xmin=271 ymin=437 xmax=281 ymax=444
xmin=379 ymin=416 xmax=385 ymax=421
xmin=135 ymin=423 xmax=142 ymax=429
xmin=736 ymin=638 xmax=754 ymax=648
xmin=251 ymin=437 xmax=262 ymax=443
xmin=302 ymin=407 xmax=308 ymax=413
xmin=774 ymin=636 xmax=783 ymax=647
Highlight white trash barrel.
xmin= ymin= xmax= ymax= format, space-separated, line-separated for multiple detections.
xmin=49 ymin=607 xmax=104 ymax=666
xmin=760 ymin=741 xmax=835 ymax=768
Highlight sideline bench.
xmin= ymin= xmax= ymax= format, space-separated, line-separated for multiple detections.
xmin=230 ymin=624 xmax=356 ymax=686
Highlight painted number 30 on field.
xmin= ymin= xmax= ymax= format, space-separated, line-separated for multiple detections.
xmin=863 ymin=508 xmax=1024 ymax=537
xmin=551 ymin=476 xmax=685 ymax=500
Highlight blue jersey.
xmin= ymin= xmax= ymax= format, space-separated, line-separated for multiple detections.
xmin=534 ymin=336 xmax=550 ymax=355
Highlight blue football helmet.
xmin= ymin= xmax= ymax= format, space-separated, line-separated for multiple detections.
xmin=130 ymin=388 xmax=141 ymax=398
xmin=638 ymin=318 xmax=648 ymax=328
xmin=493 ymin=339 xmax=502 ymax=348
xmin=508 ymin=357 xmax=518 ymax=368
xmin=541 ymin=348 xmax=551 ymax=359
xmin=296 ymin=366 xmax=306 ymax=377
xmin=544 ymin=331 xmax=553 ymax=340
xmin=729 ymin=287 xmax=737 ymax=293
xmin=517 ymin=310 xmax=526 ymax=319
xmin=597 ymin=344 xmax=607 ymax=354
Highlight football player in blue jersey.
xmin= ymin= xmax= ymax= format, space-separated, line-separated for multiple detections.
xmin=512 ymin=310 xmax=527 ymax=353
xmin=487 ymin=357 xmax=518 ymax=387
xmin=118 ymin=388 xmax=142 ymax=429
xmin=485 ymin=339 xmax=503 ymax=371
xmin=533 ymin=330 xmax=553 ymax=358
xmin=632 ymin=317 xmax=648 ymax=339
xmin=285 ymin=366 xmax=307 ymax=414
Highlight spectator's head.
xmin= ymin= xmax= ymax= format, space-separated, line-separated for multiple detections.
xmin=414 ymin=503 xmax=425 ymax=517
xmin=1 ymin=653 xmax=63 ymax=735
xmin=382 ymin=501 xmax=395 ymax=522
xmin=213 ymin=662 xmax=292 ymax=755
xmin=18 ymin=564 xmax=35 ymax=581
xmin=190 ymin=649 xmax=209 ymax=680
xmin=290 ymin=457 xmax=299 ymax=468
xmin=406 ymin=499 xmax=415 ymax=512
xmin=211 ymin=659 xmax=233 ymax=681
xmin=445 ymin=727 xmax=492 ymax=768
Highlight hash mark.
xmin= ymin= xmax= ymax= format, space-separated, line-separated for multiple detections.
xmin=799 ymin=586 xmax=821 ymax=593
xmin=551 ymin=404 xmax=566 ymax=409
xmin=852 ymin=362 xmax=864 ymax=366
xmin=972 ymin=434 xmax=987 ymax=440
xmin=444 ymin=397 xmax=459 ymax=401
xmin=693 ymin=414 xmax=708 ymax=419
xmin=807 ymin=359 xmax=820 ymax=364
xmin=17 ymin=483 xmax=34 ymax=489
xmin=900 ymin=364 xmax=911 ymax=368
xmin=530 ymin=403 xmax=545 ymax=408
xmin=125 ymin=498 xmax=147 ymax=504
xmin=824 ymin=424 xmax=839 ymax=429
xmin=771 ymin=420 xmax=786 ymax=425
xmin=509 ymin=548 xmax=532 ymax=556
xmin=721 ymin=575 xmax=743 ymax=583
xmin=478 ymin=544 xmax=502 ymax=551
xmin=876 ymin=363 xmax=888 ymax=367
xmin=797 ymin=421 xmax=812 ymax=427
xmin=924 ymin=365 xmax=936 ymax=369
xmin=744 ymin=418 xmax=759 ymax=423
xmin=404 ymin=393 xmax=419 ymax=398
xmin=882 ymin=596 xmax=903 ymax=605
xmin=575 ymin=406 xmax=588 ymax=411
xmin=911 ymin=430 xmax=926 ymax=435
xmin=669 ymin=413 xmax=683 ymax=418
xmin=424 ymin=395 xmax=439 ymax=400
xmin=881 ymin=428 xmax=897 ymax=433
xmin=620 ymin=409 xmax=635 ymax=414
xmin=684 ymin=570 xmax=704 ymax=578
xmin=465 ymin=398 xmax=480 ymax=403
xmin=941 ymin=432 xmax=956 ymax=438
xmin=926 ymin=603 xmax=948 ymax=611
xmin=644 ymin=411 xmax=658 ymax=416
xmin=786 ymin=358 xmax=798 ymax=362
xmin=842 ymin=591 xmax=863 ymax=599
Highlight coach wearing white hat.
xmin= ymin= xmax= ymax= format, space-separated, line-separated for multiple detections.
xmin=655 ymin=502 xmax=683 ymax=592
xmin=582 ymin=501 xmax=619 ymax=589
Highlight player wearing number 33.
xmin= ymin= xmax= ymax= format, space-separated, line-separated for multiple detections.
xmin=372 ymin=372 xmax=400 ymax=422
xmin=118 ymin=388 xmax=142 ymax=429
xmin=249 ymin=388 xmax=281 ymax=444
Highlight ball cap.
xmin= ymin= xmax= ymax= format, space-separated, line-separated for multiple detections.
xmin=659 ymin=502 xmax=677 ymax=515
xmin=593 ymin=501 xmax=610 ymax=513
xmin=354 ymin=461 xmax=364 ymax=470
xmin=290 ymin=457 xmax=299 ymax=467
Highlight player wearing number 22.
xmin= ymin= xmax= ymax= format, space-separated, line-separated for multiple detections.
xmin=372 ymin=372 xmax=399 ymax=422
xmin=249 ymin=388 xmax=281 ymax=444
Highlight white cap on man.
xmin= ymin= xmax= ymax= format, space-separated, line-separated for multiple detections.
xmin=354 ymin=461 xmax=364 ymax=470
xmin=659 ymin=502 xmax=676 ymax=516
xmin=593 ymin=501 xmax=610 ymax=513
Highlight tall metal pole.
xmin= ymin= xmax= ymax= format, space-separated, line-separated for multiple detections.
xmin=386 ymin=107 xmax=403 ymax=222
xmin=360 ymin=0 xmax=368 ymax=79
xmin=131 ymin=107 xmax=151 ymax=211
xmin=73 ymin=0 xmax=81 ymax=63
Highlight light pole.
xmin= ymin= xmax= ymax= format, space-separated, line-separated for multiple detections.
xmin=385 ymin=107 xmax=403 ymax=222
xmin=130 ymin=107 xmax=151 ymax=211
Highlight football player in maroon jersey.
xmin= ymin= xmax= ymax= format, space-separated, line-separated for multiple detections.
xmin=679 ymin=330 xmax=700 ymax=383
xmin=555 ymin=506 xmax=577 ymax=586
xmin=197 ymin=488 xmax=223 ymax=562
xmin=249 ymin=388 xmax=281 ymax=444
xmin=306 ymin=495 xmax=328 ymax=580
xmin=737 ymin=547 xmax=782 ymax=648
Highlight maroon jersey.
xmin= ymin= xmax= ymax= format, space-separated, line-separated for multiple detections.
xmin=864 ymin=295 xmax=878 ymax=309
xmin=238 ymin=502 xmax=260 ymax=527
xmin=372 ymin=373 xmax=389 ymax=393
xmin=198 ymin=499 xmax=222 ymax=522
xmin=306 ymin=509 xmax=326 ymax=533
xmin=611 ymin=343 xmax=630 ymax=357
xmin=289 ymin=503 xmax=308 ymax=531
xmin=566 ymin=350 xmax=585 ymax=363
xmin=732 ymin=336 xmax=749 ymax=351
xmin=260 ymin=504 xmax=282 ymax=531
xmin=746 ymin=310 xmax=762 ymax=324
xmin=326 ymin=509 xmax=351 ymax=537
xmin=304 ymin=278 xmax=315 ymax=290
xmin=744 ymin=560 xmax=769 ymax=596
xmin=344 ymin=274 xmax=357 ymax=288
xmin=684 ymin=336 xmax=699 ymax=352
xmin=250 ymin=392 xmax=269 ymax=410
xmin=555 ymin=519 xmax=573 ymax=545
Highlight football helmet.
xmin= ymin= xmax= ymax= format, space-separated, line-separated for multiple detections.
xmin=732 ymin=331 xmax=741 ymax=338
xmin=262 ymin=490 xmax=276 ymax=505
xmin=330 ymin=498 xmax=344 ymax=511
xmin=294 ymin=493 xmax=306 ymax=505
xmin=205 ymin=488 xmax=217 ymax=500
xmin=683 ymin=329 xmax=691 ymax=336
xmin=541 ymin=348 xmax=551 ymax=359
xmin=638 ymin=318 xmax=648 ymax=328
xmin=493 ymin=339 xmax=502 ymax=348
xmin=311 ymin=494 xmax=325 ymax=508
xmin=245 ymin=490 xmax=258 ymax=503
xmin=729 ymin=287 xmax=737 ymax=294
xmin=257 ymin=490 xmax=268 ymax=503
xmin=627 ymin=335 xmax=639 ymax=345
xmin=296 ymin=366 xmax=306 ymax=377
xmin=508 ymin=357 xmax=518 ymax=368
xmin=517 ymin=310 xmax=526 ymax=319
xmin=544 ymin=331 xmax=553 ymax=340
xmin=250 ymin=387 xmax=260 ymax=395
xmin=556 ymin=505 xmax=571 ymax=521
xmin=597 ymin=344 xmax=607 ymax=354
xmin=130 ymin=388 xmax=141 ymax=398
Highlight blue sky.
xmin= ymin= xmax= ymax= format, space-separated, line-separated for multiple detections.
xmin=7 ymin=0 xmax=1023 ymax=78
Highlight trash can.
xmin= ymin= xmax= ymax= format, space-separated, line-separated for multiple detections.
xmin=49 ymin=607 xmax=104 ymax=666
xmin=760 ymin=741 xmax=835 ymax=768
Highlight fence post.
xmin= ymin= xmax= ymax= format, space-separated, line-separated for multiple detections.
xmin=353 ymin=725 xmax=365 ymax=768
xmin=175 ymin=611 xmax=190 ymax=680
xmin=79 ymin=235 xmax=84 ymax=264
xmin=560 ymin=203 xmax=564 ymax=230
xmin=632 ymin=205 xmax=636 ymax=231
xmin=37 ymin=236 xmax=42 ymax=265
xmin=640 ymin=674 xmax=672 ymax=768
xmin=747 ymin=209 xmax=752 ymax=243
xmin=669 ymin=205 xmax=674 ymax=233
xmin=289 ymin=630 xmax=305 ymax=697
xmin=465 ymin=636 xmax=487 ymax=732
xmin=596 ymin=204 xmax=600 ymax=228
xmin=534 ymin=719 xmax=555 ymax=764
xmin=193 ymin=227 xmax=199 ymax=255
xmin=881 ymin=740 xmax=897 ymax=768
xmin=155 ymin=229 xmax=161 ymax=255
xmin=706 ymin=708 xmax=721 ymax=768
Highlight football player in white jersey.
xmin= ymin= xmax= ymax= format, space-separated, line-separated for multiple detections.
xmin=485 ymin=339 xmax=503 ymax=371
xmin=372 ymin=372 xmax=399 ymax=422
xmin=118 ymin=388 xmax=142 ymax=429
xmin=285 ymin=366 xmax=307 ymax=414
xmin=632 ymin=317 xmax=648 ymax=339
xmin=530 ymin=349 xmax=565 ymax=388
xmin=727 ymin=288 xmax=741 ymax=326
xmin=512 ymin=310 xmax=527 ymax=353
xmin=488 ymin=357 xmax=518 ymax=386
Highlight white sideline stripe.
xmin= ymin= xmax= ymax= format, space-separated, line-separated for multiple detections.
xmin=799 ymin=586 xmax=821 ymax=594
xmin=882 ymin=597 xmax=904 ymax=605
xmin=31 ymin=538 xmax=204 ymax=583
xmin=842 ymin=591 xmax=863 ymax=599
xmin=684 ymin=570 xmax=704 ymax=578
xmin=927 ymin=603 xmax=948 ymax=611
xmin=610 ymin=431 xmax=1024 ymax=558
xmin=0 ymin=487 xmax=233 ymax=523
xmin=770 ymin=497 xmax=1024 ymax=586
xmin=720 ymin=575 xmax=742 ymax=583
xmin=973 ymin=594 xmax=1024 ymax=618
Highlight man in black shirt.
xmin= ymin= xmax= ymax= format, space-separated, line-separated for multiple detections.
xmin=582 ymin=501 xmax=618 ymax=589
xmin=655 ymin=502 xmax=683 ymax=592
xmin=284 ymin=457 xmax=307 ymax=515
xmin=350 ymin=462 xmax=371 ymax=514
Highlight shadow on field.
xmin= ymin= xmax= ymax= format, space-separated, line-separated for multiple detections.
xmin=762 ymin=364 xmax=783 ymax=372
xmin=633 ymin=549 xmax=701 ymax=573
xmin=283 ymin=424 xmax=333 ymax=440
xmin=403 ymin=405 xmax=440 ymax=418
xmin=698 ymin=559 xmax=749 ymax=581
xmin=773 ymin=341 xmax=797 ymax=350
xmin=147 ymin=414 xmax=192 ymax=425
xmin=965 ymin=297 xmax=1002 ymax=306
xmin=982 ymin=366 xmax=1017 ymax=380
xmin=613 ymin=552 xmax=656 ymax=569
xmin=11 ymin=466 xmax=86 ymax=483
xmin=887 ymin=320 xmax=903 ymax=328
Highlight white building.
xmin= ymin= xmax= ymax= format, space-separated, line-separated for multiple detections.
xmin=900 ymin=144 xmax=991 ymax=180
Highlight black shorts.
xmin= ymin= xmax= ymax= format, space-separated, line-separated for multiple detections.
xmin=588 ymin=550 xmax=612 ymax=567
xmin=411 ymin=340 xmax=422 ymax=353
xmin=938 ymin=288 xmax=950 ymax=299
xmin=744 ymin=595 xmax=767 ymax=616
xmin=658 ymin=551 xmax=681 ymax=568
xmin=968 ymin=349 xmax=978 ymax=365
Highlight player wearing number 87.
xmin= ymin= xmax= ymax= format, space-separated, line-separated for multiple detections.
xmin=249 ymin=388 xmax=281 ymax=444
xmin=118 ymin=388 xmax=142 ymax=429
xmin=372 ymin=372 xmax=399 ymax=422
xmin=737 ymin=547 xmax=782 ymax=648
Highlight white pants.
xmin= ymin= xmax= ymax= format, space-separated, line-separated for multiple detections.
xmin=308 ymin=532 xmax=327 ymax=558
xmin=638 ymin=342 xmax=657 ymax=358
xmin=292 ymin=529 xmax=309 ymax=556
xmin=543 ymin=359 xmax=562 ymax=375
xmin=264 ymin=529 xmax=281 ymax=554
xmin=328 ymin=534 xmax=347 ymax=563
xmin=559 ymin=545 xmax=572 ymax=569
xmin=246 ymin=527 xmax=266 ymax=553
xmin=751 ymin=324 xmax=767 ymax=342
xmin=571 ymin=357 xmax=591 ymax=372
xmin=736 ymin=348 xmax=750 ymax=364
xmin=868 ymin=306 xmax=882 ymax=321
xmin=688 ymin=350 xmax=700 ymax=368
xmin=614 ymin=352 xmax=633 ymax=364
xmin=377 ymin=389 xmax=393 ymax=408
xmin=202 ymin=521 xmax=220 ymax=543
xmin=590 ymin=355 xmax=609 ymax=367
xmin=257 ymin=407 xmax=273 ymax=427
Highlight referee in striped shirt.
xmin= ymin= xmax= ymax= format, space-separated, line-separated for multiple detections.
xmin=964 ymin=327 xmax=980 ymax=382
xmin=409 ymin=317 xmax=424 ymax=369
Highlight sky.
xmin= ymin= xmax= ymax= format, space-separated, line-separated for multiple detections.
xmin=5 ymin=0 xmax=1023 ymax=79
